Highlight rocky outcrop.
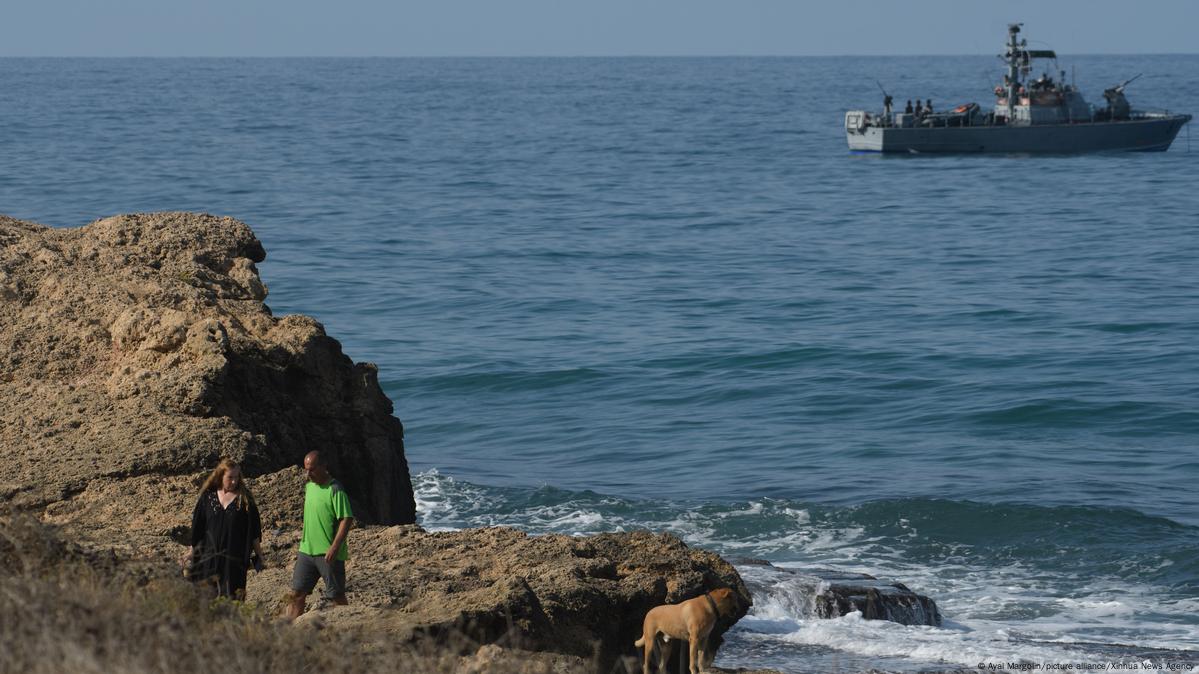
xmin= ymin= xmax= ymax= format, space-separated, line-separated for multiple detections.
xmin=813 ymin=571 xmax=941 ymax=626
xmin=32 ymin=482 xmax=754 ymax=672
xmin=738 ymin=560 xmax=942 ymax=627
xmin=248 ymin=526 xmax=752 ymax=670
xmin=0 ymin=212 xmax=415 ymax=524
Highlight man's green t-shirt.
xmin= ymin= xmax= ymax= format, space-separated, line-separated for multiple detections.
xmin=299 ymin=479 xmax=354 ymax=561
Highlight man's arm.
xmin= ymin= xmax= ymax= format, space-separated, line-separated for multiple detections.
xmin=324 ymin=517 xmax=354 ymax=564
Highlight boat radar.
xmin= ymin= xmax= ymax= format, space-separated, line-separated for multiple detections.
xmin=845 ymin=23 xmax=1192 ymax=153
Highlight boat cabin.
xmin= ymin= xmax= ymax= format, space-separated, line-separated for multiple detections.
xmin=993 ymin=26 xmax=1091 ymax=125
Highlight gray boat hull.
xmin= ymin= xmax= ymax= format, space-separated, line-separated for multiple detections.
xmin=847 ymin=114 xmax=1191 ymax=153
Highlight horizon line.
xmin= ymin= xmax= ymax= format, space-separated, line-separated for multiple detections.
xmin=2 ymin=51 xmax=1197 ymax=59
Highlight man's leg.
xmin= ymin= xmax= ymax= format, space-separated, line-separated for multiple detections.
xmin=315 ymin=556 xmax=349 ymax=606
xmin=286 ymin=553 xmax=321 ymax=620
xmin=286 ymin=591 xmax=307 ymax=620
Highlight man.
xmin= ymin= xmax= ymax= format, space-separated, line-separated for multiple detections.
xmin=286 ymin=450 xmax=354 ymax=620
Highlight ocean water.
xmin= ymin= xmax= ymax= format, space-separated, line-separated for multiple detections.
xmin=2 ymin=55 xmax=1197 ymax=672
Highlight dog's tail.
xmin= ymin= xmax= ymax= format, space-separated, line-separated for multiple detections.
xmin=634 ymin=637 xmax=645 ymax=648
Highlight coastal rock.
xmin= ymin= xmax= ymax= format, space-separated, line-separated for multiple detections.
xmin=738 ymin=560 xmax=942 ymax=627
xmin=31 ymin=496 xmax=757 ymax=673
xmin=0 ymin=212 xmax=415 ymax=524
xmin=245 ymin=526 xmax=752 ymax=670
xmin=814 ymin=574 xmax=941 ymax=626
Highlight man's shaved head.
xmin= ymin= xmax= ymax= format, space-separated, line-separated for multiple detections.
xmin=303 ymin=451 xmax=331 ymax=484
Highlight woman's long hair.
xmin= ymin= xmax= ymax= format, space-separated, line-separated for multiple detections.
xmin=199 ymin=458 xmax=255 ymax=511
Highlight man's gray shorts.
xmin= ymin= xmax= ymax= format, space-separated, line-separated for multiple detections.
xmin=291 ymin=552 xmax=346 ymax=599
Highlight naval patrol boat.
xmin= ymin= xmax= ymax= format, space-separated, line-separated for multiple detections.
xmin=845 ymin=23 xmax=1192 ymax=153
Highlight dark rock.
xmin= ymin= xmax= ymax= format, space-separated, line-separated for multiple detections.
xmin=739 ymin=562 xmax=941 ymax=627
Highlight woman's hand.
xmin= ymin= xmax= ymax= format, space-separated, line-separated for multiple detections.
xmin=251 ymin=539 xmax=265 ymax=572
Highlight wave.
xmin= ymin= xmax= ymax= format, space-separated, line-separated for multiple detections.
xmin=958 ymin=398 xmax=1199 ymax=432
xmin=413 ymin=471 xmax=1198 ymax=583
xmin=395 ymin=364 xmax=613 ymax=394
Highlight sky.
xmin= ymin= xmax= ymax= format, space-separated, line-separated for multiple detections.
xmin=2 ymin=0 xmax=1196 ymax=57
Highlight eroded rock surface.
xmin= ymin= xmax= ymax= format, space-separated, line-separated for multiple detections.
xmin=0 ymin=212 xmax=415 ymax=524
xmin=247 ymin=526 xmax=751 ymax=670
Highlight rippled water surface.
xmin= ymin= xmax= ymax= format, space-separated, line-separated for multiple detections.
xmin=2 ymin=55 xmax=1197 ymax=671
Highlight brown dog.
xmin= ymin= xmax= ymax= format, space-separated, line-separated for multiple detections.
xmin=634 ymin=587 xmax=738 ymax=674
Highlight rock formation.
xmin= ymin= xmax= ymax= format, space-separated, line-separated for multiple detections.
xmin=0 ymin=212 xmax=415 ymax=524
xmin=257 ymin=526 xmax=751 ymax=670
xmin=33 ymin=465 xmax=755 ymax=670
xmin=738 ymin=560 xmax=942 ymax=627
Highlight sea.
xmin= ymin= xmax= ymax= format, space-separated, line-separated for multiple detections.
xmin=2 ymin=54 xmax=1197 ymax=673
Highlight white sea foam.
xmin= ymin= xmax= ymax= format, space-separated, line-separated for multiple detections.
xmin=411 ymin=468 xmax=504 ymax=531
xmin=719 ymin=501 xmax=766 ymax=517
xmin=524 ymin=505 xmax=606 ymax=529
xmin=765 ymin=611 xmax=1093 ymax=668
xmin=741 ymin=555 xmax=1199 ymax=665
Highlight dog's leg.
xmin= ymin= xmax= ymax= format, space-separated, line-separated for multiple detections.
xmin=658 ymin=637 xmax=674 ymax=674
xmin=639 ymin=634 xmax=653 ymax=674
xmin=687 ymin=635 xmax=701 ymax=674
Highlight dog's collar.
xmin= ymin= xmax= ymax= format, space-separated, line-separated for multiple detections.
xmin=704 ymin=592 xmax=721 ymax=619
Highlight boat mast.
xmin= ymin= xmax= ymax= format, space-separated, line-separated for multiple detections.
xmin=1005 ymin=23 xmax=1023 ymax=122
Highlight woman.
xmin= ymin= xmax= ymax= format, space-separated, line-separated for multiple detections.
xmin=185 ymin=459 xmax=264 ymax=599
